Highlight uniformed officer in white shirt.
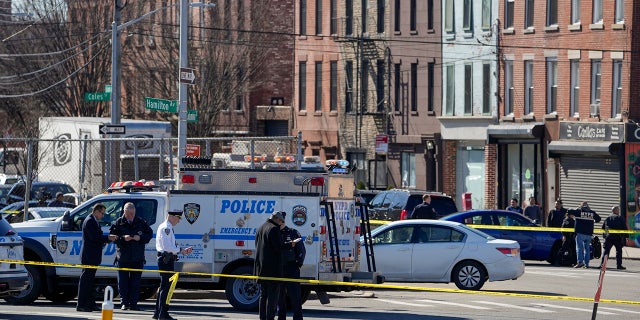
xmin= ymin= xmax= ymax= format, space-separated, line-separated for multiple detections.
xmin=153 ymin=210 xmax=192 ymax=320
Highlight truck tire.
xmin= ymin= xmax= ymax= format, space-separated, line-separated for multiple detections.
xmin=225 ymin=265 xmax=259 ymax=311
xmin=43 ymin=287 xmax=77 ymax=304
xmin=4 ymin=264 xmax=43 ymax=305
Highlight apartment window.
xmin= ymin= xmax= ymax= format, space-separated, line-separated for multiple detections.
xmin=428 ymin=62 xmax=435 ymax=112
xmin=346 ymin=0 xmax=353 ymax=35
xmin=547 ymin=0 xmax=557 ymax=26
xmin=300 ymin=0 xmax=307 ymax=35
xmin=377 ymin=0 xmax=385 ymax=33
xmin=315 ymin=61 xmax=322 ymax=112
xmin=615 ymin=0 xmax=624 ymax=24
xmin=236 ymin=67 xmax=244 ymax=111
xmin=330 ymin=61 xmax=337 ymax=111
xmin=570 ymin=60 xmax=580 ymax=116
xmin=546 ymin=58 xmax=557 ymax=113
xmin=316 ymin=0 xmax=323 ymax=35
xmin=464 ymin=64 xmax=472 ymax=114
xmin=591 ymin=59 xmax=601 ymax=105
xmin=592 ymin=0 xmax=602 ymax=24
xmin=345 ymin=60 xmax=353 ymax=112
xmin=482 ymin=0 xmax=492 ymax=29
xmin=394 ymin=0 xmax=400 ymax=32
xmin=410 ymin=0 xmax=417 ymax=31
xmin=525 ymin=0 xmax=534 ymax=28
xmin=330 ymin=0 xmax=337 ymax=34
xmin=445 ymin=64 xmax=455 ymax=115
xmin=410 ymin=63 xmax=418 ymax=112
xmin=612 ymin=60 xmax=622 ymax=117
xmin=237 ymin=1 xmax=245 ymax=40
xmin=505 ymin=0 xmax=514 ymax=29
xmin=299 ymin=61 xmax=306 ymax=111
xmin=505 ymin=60 xmax=514 ymax=115
xmin=394 ymin=63 xmax=401 ymax=112
xmin=362 ymin=60 xmax=369 ymax=112
xmin=571 ymin=0 xmax=580 ymax=24
xmin=445 ymin=0 xmax=454 ymax=32
xmin=224 ymin=0 xmax=231 ymax=40
xmin=401 ymin=152 xmax=416 ymax=188
xmin=377 ymin=60 xmax=385 ymax=112
xmin=463 ymin=0 xmax=472 ymax=31
xmin=524 ymin=60 xmax=534 ymax=114
xmin=361 ymin=0 xmax=367 ymax=32
xmin=427 ymin=0 xmax=434 ymax=30
xmin=482 ymin=63 xmax=491 ymax=114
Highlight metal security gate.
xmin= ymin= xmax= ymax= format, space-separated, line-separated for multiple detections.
xmin=558 ymin=156 xmax=619 ymax=223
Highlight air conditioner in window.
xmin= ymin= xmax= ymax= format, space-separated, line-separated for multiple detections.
xmin=590 ymin=103 xmax=600 ymax=117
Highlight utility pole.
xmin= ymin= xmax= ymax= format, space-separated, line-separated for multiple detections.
xmin=107 ymin=0 xmax=123 ymax=187
xmin=177 ymin=0 xmax=188 ymax=173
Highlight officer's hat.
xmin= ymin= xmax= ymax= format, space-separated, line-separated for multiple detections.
xmin=168 ymin=209 xmax=183 ymax=217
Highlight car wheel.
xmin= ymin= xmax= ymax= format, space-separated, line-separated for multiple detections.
xmin=43 ymin=286 xmax=77 ymax=304
xmin=452 ymin=261 xmax=486 ymax=291
xmin=225 ymin=265 xmax=260 ymax=311
xmin=4 ymin=264 xmax=42 ymax=305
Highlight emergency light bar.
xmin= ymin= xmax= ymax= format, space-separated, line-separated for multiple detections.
xmin=107 ymin=180 xmax=157 ymax=193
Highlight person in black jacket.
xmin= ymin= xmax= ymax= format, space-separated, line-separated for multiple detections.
xmin=572 ymin=202 xmax=601 ymax=268
xmin=277 ymin=213 xmax=306 ymax=320
xmin=77 ymin=203 xmax=116 ymax=312
xmin=555 ymin=210 xmax=576 ymax=266
xmin=255 ymin=211 xmax=286 ymax=320
xmin=410 ymin=194 xmax=437 ymax=219
xmin=600 ymin=206 xmax=627 ymax=270
xmin=547 ymin=199 xmax=567 ymax=227
xmin=109 ymin=202 xmax=153 ymax=311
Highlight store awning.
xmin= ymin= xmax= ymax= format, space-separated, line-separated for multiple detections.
xmin=548 ymin=141 xmax=620 ymax=156
xmin=487 ymin=123 xmax=544 ymax=143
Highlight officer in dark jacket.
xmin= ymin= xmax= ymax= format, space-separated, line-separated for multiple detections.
xmin=555 ymin=210 xmax=576 ymax=266
xmin=571 ymin=202 xmax=601 ymax=268
xmin=77 ymin=203 xmax=115 ymax=312
xmin=601 ymin=206 xmax=627 ymax=270
xmin=410 ymin=194 xmax=437 ymax=219
xmin=547 ymin=199 xmax=567 ymax=227
xmin=109 ymin=202 xmax=153 ymax=311
xmin=277 ymin=212 xmax=306 ymax=320
xmin=255 ymin=211 xmax=286 ymax=320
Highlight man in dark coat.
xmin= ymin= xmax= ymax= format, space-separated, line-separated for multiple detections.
xmin=277 ymin=212 xmax=306 ymax=320
xmin=109 ymin=202 xmax=153 ymax=311
xmin=255 ymin=211 xmax=286 ymax=320
xmin=547 ymin=199 xmax=567 ymax=227
xmin=77 ymin=203 xmax=115 ymax=312
xmin=410 ymin=194 xmax=437 ymax=219
xmin=601 ymin=206 xmax=627 ymax=270
xmin=572 ymin=201 xmax=601 ymax=268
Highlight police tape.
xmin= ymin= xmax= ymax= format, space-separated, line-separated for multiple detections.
xmin=2 ymin=258 xmax=640 ymax=306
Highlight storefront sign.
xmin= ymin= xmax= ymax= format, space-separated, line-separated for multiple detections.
xmin=559 ymin=122 xmax=623 ymax=142
xmin=625 ymin=123 xmax=640 ymax=143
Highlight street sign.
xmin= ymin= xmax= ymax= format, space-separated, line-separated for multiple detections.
xmin=187 ymin=109 xmax=198 ymax=122
xmin=84 ymin=92 xmax=111 ymax=101
xmin=104 ymin=85 xmax=112 ymax=93
xmin=99 ymin=124 xmax=126 ymax=135
xmin=145 ymin=97 xmax=177 ymax=113
xmin=186 ymin=144 xmax=201 ymax=156
xmin=179 ymin=67 xmax=196 ymax=85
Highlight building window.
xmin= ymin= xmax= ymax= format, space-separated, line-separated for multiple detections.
xmin=612 ymin=60 xmax=622 ymax=117
xmin=299 ymin=61 xmax=306 ymax=111
xmin=410 ymin=0 xmax=416 ymax=31
xmin=463 ymin=0 xmax=472 ymax=31
xmin=547 ymin=0 xmax=557 ymax=26
xmin=571 ymin=0 xmax=580 ymax=24
xmin=445 ymin=0 xmax=454 ymax=32
xmin=394 ymin=0 xmax=400 ymax=32
xmin=546 ymin=58 xmax=557 ymax=114
xmin=464 ymin=64 xmax=472 ymax=114
xmin=505 ymin=60 xmax=514 ymax=115
xmin=525 ymin=0 xmax=534 ymax=29
xmin=591 ymin=59 xmax=601 ymax=105
xmin=427 ymin=0 xmax=434 ymax=30
xmin=428 ymin=62 xmax=435 ymax=112
xmin=615 ymin=0 xmax=624 ymax=24
xmin=345 ymin=60 xmax=353 ymax=113
xmin=377 ymin=60 xmax=385 ymax=112
xmin=361 ymin=0 xmax=367 ymax=32
xmin=300 ymin=0 xmax=307 ymax=35
xmin=236 ymin=67 xmax=244 ymax=111
xmin=315 ymin=0 xmax=322 ymax=35
xmin=592 ymin=0 xmax=602 ymax=24
xmin=445 ymin=64 xmax=455 ymax=115
xmin=482 ymin=0 xmax=492 ymax=29
xmin=570 ymin=59 xmax=580 ymax=116
xmin=315 ymin=61 xmax=322 ymax=112
xmin=394 ymin=63 xmax=401 ymax=112
xmin=330 ymin=0 xmax=337 ymax=34
xmin=362 ymin=60 xmax=369 ymax=112
xmin=401 ymin=152 xmax=416 ymax=188
xmin=482 ymin=62 xmax=491 ymax=114
xmin=505 ymin=0 xmax=514 ymax=29
xmin=330 ymin=61 xmax=337 ymax=111
xmin=524 ymin=60 xmax=533 ymax=114
xmin=346 ymin=0 xmax=353 ymax=35
xmin=377 ymin=0 xmax=385 ymax=33
xmin=410 ymin=63 xmax=417 ymax=112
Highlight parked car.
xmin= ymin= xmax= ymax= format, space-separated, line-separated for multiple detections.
xmin=0 ymin=174 xmax=24 ymax=185
xmin=0 ymin=184 xmax=11 ymax=203
xmin=367 ymin=189 xmax=458 ymax=221
xmin=361 ymin=220 xmax=524 ymax=290
xmin=1 ymin=181 xmax=76 ymax=206
xmin=5 ymin=207 xmax=70 ymax=224
xmin=441 ymin=210 xmax=564 ymax=263
xmin=355 ymin=189 xmax=380 ymax=206
xmin=0 ymin=200 xmax=49 ymax=220
xmin=0 ymin=218 xmax=28 ymax=297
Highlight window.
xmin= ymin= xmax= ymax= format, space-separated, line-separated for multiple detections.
xmin=482 ymin=63 xmax=491 ymax=114
xmin=571 ymin=0 xmax=580 ymax=24
xmin=570 ymin=60 xmax=580 ymax=116
xmin=374 ymin=226 xmax=414 ymax=244
xmin=362 ymin=60 xmax=369 ymax=112
xmin=394 ymin=63 xmax=401 ymax=112
xmin=482 ymin=0 xmax=492 ymax=29
xmin=524 ymin=60 xmax=534 ymax=114
xmin=547 ymin=0 xmax=557 ymax=26
xmin=464 ymin=64 xmax=472 ymax=114
xmin=315 ymin=61 xmax=322 ymax=112
xmin=330 ymin=61 xmax=337 ymax=111
xmin=505 ymin=60 xmax=514 ymax=115
xmin=377 ymin=60 xmax=385 ymax=112
xmin=427 ymin=0 xmax=434 ymax=29
xmin=377 ymin=0 xmax=385 ymax=33
xmin=428 ymin=62 xmax=435 ymax=112
xmin=361 ymin=0 xmax=367 ymax=31
xmin=505 ymin=0 xmax=514 ymax=29
xmin=410 ymin=0 xmax=416 ymax=31
xmin=330 ymin=0 xmax=337 ymax=34
xmin=445 ymin=0 xmax=454 ymax=32
xmin=315 ymin=0 xmax=322 ymax=35
xmin=615 ymin=0 xmax=624 ymax=24
xmin=345 ymin=61 xmax=353 ymax=112
xmin=612 ymin=60 xmax=622 ymax=117
xmin=592 ymin=0 xmax=602 ymax=24
xmin=591 ymin=59 xmax=601 ymax=105
xmin=300 ymin=0 xmax=307 ymax=35
xmin=394 ymin=0 xmax=400 ymax=32
xmin=463 ymin=0 xmax=472 ymax=31
xmin=445 ymin=65 xmax=455 ymax=115
xmin=401 ymin=152 xmax=416 ymax=188
xmin=525 ymin=0 xmax=534 ymax=28
xmin=546 ymin=58 xmax=557 ymax=113
xmin=237 ymin=1 xmax=245 ymax=40
xmin=346 ymin=0 xmax=353 ymax=35
xmin=298 ymin=61 xmax=306 ymax=111
xmin=410 ymin=63 xmax=417 ymax=112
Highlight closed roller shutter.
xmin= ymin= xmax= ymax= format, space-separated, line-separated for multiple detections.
xmin=559 ymin=156 xmax=619 ymax=224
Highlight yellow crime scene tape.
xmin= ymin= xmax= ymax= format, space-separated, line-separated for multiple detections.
xmin=1 ymin=258 xmax=640 ymax=307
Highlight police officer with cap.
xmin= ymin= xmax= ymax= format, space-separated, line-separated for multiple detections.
xmin=154 ymin=209 xmax=192 ymax=320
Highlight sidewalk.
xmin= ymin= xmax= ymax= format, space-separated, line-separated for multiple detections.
xmin=621 ymin=245 xmax=640 ymax=260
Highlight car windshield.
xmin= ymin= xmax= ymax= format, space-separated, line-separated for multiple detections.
xmin=33 ymin=209 xmax=67 ymax=218
xmin=457 ymin=223 xmax=495 ymax=240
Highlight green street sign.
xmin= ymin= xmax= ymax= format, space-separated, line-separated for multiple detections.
xmin=187 ymin=109 xmax=198 ymax=122
xmin=145 ymin=97 xmax=177 ymax=113
xmin=104 ymin=85 xmax=112 ymax=93
xmin=84 ymin=92 xmax=111 ymax=101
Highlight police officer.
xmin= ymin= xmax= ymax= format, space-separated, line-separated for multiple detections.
xmin=601 ymin=206 xmax=627 ymax=270
xmin=153 ymin=209 xmax=192 ymax=320
xmin=277 ymin=212 xmax=306 ymax=320
xmin=109 ymin=202 xmax=153 ymax=311
xmin=410 ymin=194 xmax=437 ymax=219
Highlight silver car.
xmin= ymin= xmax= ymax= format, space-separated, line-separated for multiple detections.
xmin=0 ymin=218 xmax=28 ymax=297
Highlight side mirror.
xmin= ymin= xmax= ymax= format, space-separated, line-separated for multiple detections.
xmin=60 ymin=211 xmax=72 ymax=231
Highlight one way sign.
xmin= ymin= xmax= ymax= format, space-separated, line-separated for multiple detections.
xmin=179 ymin=67 xmax=196 ymax=85
xmin=99 ymin=124 xmax=126 ymax=135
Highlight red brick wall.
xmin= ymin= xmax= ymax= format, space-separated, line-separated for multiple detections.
xmin=442 ymin=140 xmax=457 ymax=199
xmin=484 ymin=143 xmax=497 ymax=209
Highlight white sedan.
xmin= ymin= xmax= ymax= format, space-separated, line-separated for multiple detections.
xmin=360 ymin=220 xmax=524 ymax=290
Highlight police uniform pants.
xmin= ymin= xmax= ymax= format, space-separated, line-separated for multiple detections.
xmin=602 ymin=235 xmax=624 ymax=268
xmin=259 ymin=280 xmax=281 ymax=320
xmin=154 ymin=256 xmax=174 ymax=318
xmin=117 ymin=260 xmax=144 ymax=308
xmin=277 ymin=264 xmax=302 ymax=320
